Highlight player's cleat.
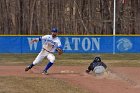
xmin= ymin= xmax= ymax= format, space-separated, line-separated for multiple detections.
xmin=42 ymin=70 xmax=49 ymax=75
xmin=25 ymin=66 xmax=31 ymax=71
xmin=25 ymin=64 xmax=34 ymax=72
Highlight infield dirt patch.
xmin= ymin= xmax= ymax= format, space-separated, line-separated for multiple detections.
xmin=0 ymin=66 xmax=140 ymax=93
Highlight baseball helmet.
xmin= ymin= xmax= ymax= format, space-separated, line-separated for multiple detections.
xmin=94 ymin=57 xmax=101 ymax=62
xmin=51 ymin=27 xmax=58 ymax=32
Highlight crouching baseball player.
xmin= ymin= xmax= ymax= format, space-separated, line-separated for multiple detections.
xmin=86 ymin=57 xmax=107 ymax=75
xmin=25 ymin=27 xmax=63 ymax=75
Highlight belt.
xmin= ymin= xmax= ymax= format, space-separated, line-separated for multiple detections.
xmin=43 ymin=48 xmax=52 ymax=53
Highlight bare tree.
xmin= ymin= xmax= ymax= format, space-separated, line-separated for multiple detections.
xmin=0 ymin=0 xmax=140 ymax=35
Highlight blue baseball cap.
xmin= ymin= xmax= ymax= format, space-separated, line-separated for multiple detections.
xmin=51 ymin=28 xmax=58 ymax=32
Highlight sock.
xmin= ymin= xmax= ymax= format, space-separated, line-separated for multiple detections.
xmin=44 ymin=62 xmax=53 ymax=71
xmin=29 ymin=63 xmax=34 ymax=69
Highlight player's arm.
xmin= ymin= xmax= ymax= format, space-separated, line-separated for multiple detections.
xmin=86 ymin=62 xmax=94 ymax=73
xmin=30 ymin=37 xmax=41 ymax=44
xmin=30 ymin=35 xmax=48 ymax=44
xmin=56 ymin=39 xmax=63 ymax=55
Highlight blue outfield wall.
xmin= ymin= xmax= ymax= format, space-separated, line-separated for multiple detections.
xmin=0 ymin=36 xmax=139 ymax=53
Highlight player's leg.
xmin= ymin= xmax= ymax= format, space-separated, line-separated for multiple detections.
xmin=25 ymin=50 xmax=48 ymax=71
xmin=94 ymin=66 xmax=106 ymax=74
xmin=42 ymin=53 xmax=55 ymax=74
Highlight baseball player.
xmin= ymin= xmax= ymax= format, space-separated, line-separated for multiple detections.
xmin=86 ymin=57 xmax=107 ymax=74
xmin=25 ymin=27 xmax=63 ymax=75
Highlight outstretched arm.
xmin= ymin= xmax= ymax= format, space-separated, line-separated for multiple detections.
xmin=30 ymin=37 xmax=42 ymax=44
xmin=86 ymin=62 xmax=94 ymax=73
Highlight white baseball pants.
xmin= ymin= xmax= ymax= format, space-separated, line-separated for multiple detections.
xmin=94 ymin=66 xmax=106 ymax=74
xmin=32 ymin=49 xmax=55 ymax=65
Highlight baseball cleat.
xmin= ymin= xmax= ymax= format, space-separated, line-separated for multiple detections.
xmin=25 ymin=66 xmax=31 ymax=71
xmin=25 ymin=64 xmax=34 ymax=72
xmin=42 ymin=70 xmax=49 ymax=75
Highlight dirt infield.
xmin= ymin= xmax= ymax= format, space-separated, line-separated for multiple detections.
xmin=0 ymin=66 xmax=140 ymax=93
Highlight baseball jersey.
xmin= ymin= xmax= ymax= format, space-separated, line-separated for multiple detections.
xmin=39 ymin=35 xmax=62 ymax=53
xmin=88 ymin=61 xmax=107 ymax=71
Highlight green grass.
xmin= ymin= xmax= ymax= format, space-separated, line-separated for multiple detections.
xmin=0 ymin=53 xmax=140 ymax=66
xmin=107 ymin=60 xmax=140 ymax=67
xmin=0 ymin=76 xmax=90 ymax=93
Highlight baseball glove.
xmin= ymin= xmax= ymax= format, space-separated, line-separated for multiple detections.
xmin=56 ymin=48 xmax=63 ymax=55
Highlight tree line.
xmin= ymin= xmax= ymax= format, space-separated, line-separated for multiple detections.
xmin=0 ymin=0 xmax=140 ymax=35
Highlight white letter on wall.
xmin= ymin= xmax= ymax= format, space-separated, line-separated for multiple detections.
xmin=72 ymin=38 xmax=80 ymax=50
xmin=91 ymin=38 xmax=100 ymax=50
xmin=63 ymin=37 xmax=72 ymax=50
xmin=82 ymin=38 xmax=90 ymax=51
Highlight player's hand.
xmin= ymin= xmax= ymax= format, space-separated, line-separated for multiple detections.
xmin=30 ymin=39 xmax=38 ymax=44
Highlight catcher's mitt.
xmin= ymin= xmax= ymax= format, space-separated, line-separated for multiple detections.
xmin=56 ymin=48 xmax=63 ymax=55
